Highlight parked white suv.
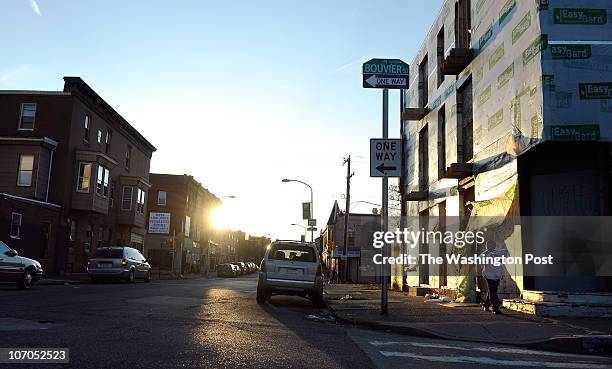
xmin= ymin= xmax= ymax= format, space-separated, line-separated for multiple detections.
xmin=257 ymin=241 xmax=323 ymax=306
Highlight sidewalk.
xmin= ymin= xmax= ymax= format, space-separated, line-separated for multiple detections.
xmin=324 ymin=283 xmax=612 ymax=355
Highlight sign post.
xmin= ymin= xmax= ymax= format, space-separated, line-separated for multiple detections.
xmin=363 ymin=58 xmax=408 ymax=316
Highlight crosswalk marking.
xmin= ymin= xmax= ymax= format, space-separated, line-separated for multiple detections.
xmin=369 ymin=340 xmax=604 ymax=360
xmin=378 ymin=351 xmax=611 ymax=368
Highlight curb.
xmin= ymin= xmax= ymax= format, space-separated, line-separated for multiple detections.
xmin=325 ymin=299 xmax=612 ymax=356
xmin=38 ymin=278 xmax=88 ymax=285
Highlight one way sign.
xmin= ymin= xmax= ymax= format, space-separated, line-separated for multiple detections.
xmin=370 ymin=139 xmax=401 ymax=177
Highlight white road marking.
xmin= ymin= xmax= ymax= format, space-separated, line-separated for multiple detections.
xmin=369 ymin=340 xmax=606 ymax=360
xmin=378 ymin=351 xmax=611 ymax=368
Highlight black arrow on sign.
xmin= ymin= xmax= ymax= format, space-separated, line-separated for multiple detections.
xmin=376 ymin=163 xmax=397 ymax=174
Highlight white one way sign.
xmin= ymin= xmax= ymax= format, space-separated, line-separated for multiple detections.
xmin=370 ymin=139 xmax=401 ymax=177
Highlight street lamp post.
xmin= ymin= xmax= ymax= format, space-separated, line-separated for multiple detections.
xmin=290 ymin=223 xmax=307 ymax=242
xmin=282 ymin=179 xmax=314 ymax=243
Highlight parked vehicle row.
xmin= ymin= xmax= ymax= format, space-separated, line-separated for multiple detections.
xmin=218 ymin=261 xmax=259 ymax=277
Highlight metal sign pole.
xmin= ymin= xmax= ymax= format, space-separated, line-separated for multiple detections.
xmin=382 ymin=88 xmax=389 ymax=315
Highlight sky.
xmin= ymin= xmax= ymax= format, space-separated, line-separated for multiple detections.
xmin=1 ymin=0 xmax=445 ymax=241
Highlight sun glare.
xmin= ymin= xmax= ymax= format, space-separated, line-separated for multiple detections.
xmin=211 ymin=206 xmax=231 ymax=230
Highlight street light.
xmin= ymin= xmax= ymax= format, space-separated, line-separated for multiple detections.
xmin=282 ymin=179 xmax=314 ymax=243
xmin=290 ymin=223 xmax=307 ymax=241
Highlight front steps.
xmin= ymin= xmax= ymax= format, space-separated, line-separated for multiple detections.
xmin=503 ymin=290 xmax=612 ymax=317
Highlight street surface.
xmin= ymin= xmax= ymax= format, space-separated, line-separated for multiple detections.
xmin=1 ymin=275 xmax=611 ymax=369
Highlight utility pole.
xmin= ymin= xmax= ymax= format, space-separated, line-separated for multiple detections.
xmin=342 ymin=155 xmax=352 ymax=283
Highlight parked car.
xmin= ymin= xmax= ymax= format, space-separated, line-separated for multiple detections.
xmin=257 ymin=241 xmax=323 ymax=306
xmin=218 ymin=263 xmax=237 ymax=277
xmin=229 ymin=262 xmax=244 ymax=275
xmin=87 ymin=246 xmax=151 ymax=283
xmin=0 ymin=240 xmax=44 ymax=290
xmin=249 ymin=262 xmax=259 ymax=272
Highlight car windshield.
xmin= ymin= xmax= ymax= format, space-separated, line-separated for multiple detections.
xmin=269 ymin=244 xmax=316 ymax=262
xmin=92 ymin=249 xmax=124 ymax=259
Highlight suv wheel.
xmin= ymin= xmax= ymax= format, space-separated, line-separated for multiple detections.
xmin=126 ymin=269 xmax=135 ymax=283
xmin=144 ymin=270 xmax=151 ymax=283
xmin=17 ymin=268 xmax=34 ymax=290
xmin=256 ymin=284 xmax=269 ymax=304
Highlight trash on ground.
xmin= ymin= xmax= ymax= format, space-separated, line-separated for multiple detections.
xmin=305 ymin=314 xmax=336 ymax=323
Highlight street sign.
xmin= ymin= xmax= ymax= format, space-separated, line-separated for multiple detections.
xmin=362 ymin=74 xmax=409 ymax=89
xmin=370 ymin=139 xmax=401 ymax=177
xmin=307 ymin=226 xmax=317 ymax=232
xmin=308 ymin=219 xmax=316 ymax=227
xmin=362 ymin=58 xmax=409 ymax=89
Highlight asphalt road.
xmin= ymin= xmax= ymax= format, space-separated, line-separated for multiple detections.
xmin=1 ymin=275 xmax=611 ymax=369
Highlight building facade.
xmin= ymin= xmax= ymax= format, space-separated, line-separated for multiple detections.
xmin=398 ymin=0 xmax=612 ymax=297
xmin=0 ymin=77 xmax=156 ymax=275
xmin=145 ymin=174 xmax=219 ymax=274
xmin=321 ymin=201 xmax=381 ymax=283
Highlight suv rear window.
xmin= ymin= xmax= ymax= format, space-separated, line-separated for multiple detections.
xmin=269 ymin=244 xmax=316 ymax=262
xmin=92 ymin=249 xmax=124 ymax=259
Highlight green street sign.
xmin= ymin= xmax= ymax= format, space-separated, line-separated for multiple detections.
xmin=362 ymin=59 xmax=409 ymax=75
xmin=362 ymin=58 xmax=409 ymax=89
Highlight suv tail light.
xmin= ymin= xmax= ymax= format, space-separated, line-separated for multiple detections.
xmin=120 ymin=259 xmax=128 ymax=266
xmin=260 ymin=259 xmax=266 ymax=272
xmin=86 ymin=260 xmax=91 ymax=267
xmin=316 ymin=264 xmax=322 ymax=276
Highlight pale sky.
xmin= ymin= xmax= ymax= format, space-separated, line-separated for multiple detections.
xmin=1 ymin=0 xmax=444 ymax=241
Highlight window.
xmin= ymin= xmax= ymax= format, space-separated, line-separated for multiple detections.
xmin=438 ymin=106 xmax=446 ymax=179
xmin=95 ymin=165 xmax=110 ymax=197
xmin=97 ymin=130 xmax=103 ymax=144
xmin=269 ymin=244 xmax=316 ymax=262
xmin=157 ymin=190 xmax=167 ymax=206
xmin=348 ymin=229 xmax=355 ymax=247
xmin=92 ymin=248 xmax=123 ymax=259
xmin=0 ymin=240 xmax=11 ymax=254
xmin=110 ymin=182 xmax=116 ymax=208
xmin=69 ymin=220 xmax=77 ymax=242
xmin=455 ymin=0 xmax=472 ymax=49
xmin=17 ymin=154 xmax=34 ymax=187
xmin=125 ymin=147 xmax=132 ymax=169
xmin=136 ymin=188 xmax=146 ymax=214
xmin=418 ymin=56 xmax=429 ymax=108
xmin=77 ymin=162 xmax=92 ymax=192
xmin=419 ymin=124 xmax=429 ymax=191
xmin=84 ymin=115 xmax=91 ymax=141
xmin=105 ymin=131 xmax=112 ymax=153
xmin=19 ymin=103 xmax=36 ymax=130
xmin=97 ymin=227 xmax=104 ymax=249
xmin=122 ymin=186 xmax=133 ymax=210
xmin=10 ymin=212 xmax=22 ymax=239
xmin=437 ymin=26 xmax=445 ymax=87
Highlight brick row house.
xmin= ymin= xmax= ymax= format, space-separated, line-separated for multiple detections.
xmin=0 ymin=77 xmax=156 ymax=275
xmin=145 ymin=174 xmax=220 ymax=274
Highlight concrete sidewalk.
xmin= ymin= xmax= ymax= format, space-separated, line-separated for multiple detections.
xmin=324 ymin=283 xmax=612 ymax=355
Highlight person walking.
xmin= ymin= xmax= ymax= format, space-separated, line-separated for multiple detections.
xmin=480 ymin=240 xmax=508 ymax=314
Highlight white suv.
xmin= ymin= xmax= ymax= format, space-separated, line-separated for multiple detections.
xmin=257 ymin=241 xmax=323 ymax=306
